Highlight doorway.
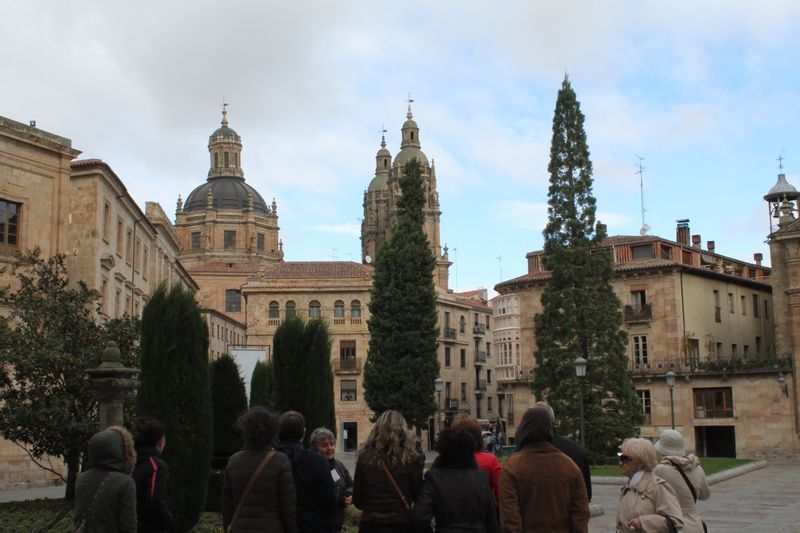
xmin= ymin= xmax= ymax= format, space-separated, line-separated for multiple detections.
xmin=342 ymin=422 xmax=357 ymax=453
xmin=695 ymin=426 xmax=736 ymax=457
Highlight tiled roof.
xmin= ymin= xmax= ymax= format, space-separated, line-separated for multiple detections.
xmin=261 ymin=261 xmax=374 ymax=279
xmin=71 ymin=158 xmax=104 ymax=168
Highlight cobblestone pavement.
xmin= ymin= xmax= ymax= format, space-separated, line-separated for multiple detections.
xmin=589 ymin=461 xmax=800 ymax=533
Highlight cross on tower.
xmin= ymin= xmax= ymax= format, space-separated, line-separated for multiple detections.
xmin=778 ymin=154 xmax=785 ymax=172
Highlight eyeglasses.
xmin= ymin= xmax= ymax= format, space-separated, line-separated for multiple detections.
xmin=617 ymin=453 xmax=634 ymax=464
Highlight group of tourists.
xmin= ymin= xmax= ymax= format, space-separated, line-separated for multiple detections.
xmin=72 ymin=403 xmax=709 ymax=533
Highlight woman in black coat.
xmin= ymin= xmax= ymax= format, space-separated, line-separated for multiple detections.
xmin=412 ymin=427 xmax=497 ymax=533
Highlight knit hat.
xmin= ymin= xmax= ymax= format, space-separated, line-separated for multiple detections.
xmin=654 ymin=429 xmax=686 ymax=457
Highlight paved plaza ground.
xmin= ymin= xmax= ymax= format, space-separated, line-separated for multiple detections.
xmin=589 ymin=461 xmax=800 ymax=532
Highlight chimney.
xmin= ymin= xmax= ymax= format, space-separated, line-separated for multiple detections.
xmin=707 ymin=241 xmax=715 ymax=253
xmin=691 ymin=234 xmax=701 ymax=249
xmin=676 ymin=219 xmax=690 ymax=245
xmin=754 ymin=253 xmax=763 ymax=266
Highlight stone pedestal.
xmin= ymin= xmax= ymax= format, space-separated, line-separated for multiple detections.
xmin=86 ymin=341 xmax=139 ymax=429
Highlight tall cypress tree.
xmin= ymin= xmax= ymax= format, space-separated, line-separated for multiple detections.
xmin=272 ymin=315 xmax=308 ymax=413
xmin=304 ymin=319 xmax=336 ymax=435
xmin=532 ymin=76 xmax=641 ymax=462
xmin=364 ymin=159 xmax=439 ymax=429
xmin=138 ymin=283 xmax=212 ymax=531
xmin=250 ymin=359 xmax=276 ymax=410
xmin=210 ymin=354 xmax=247 ymax=455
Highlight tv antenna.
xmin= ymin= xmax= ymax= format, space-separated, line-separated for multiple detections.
xmin=635 ymin=155 xmax=650 ymax=236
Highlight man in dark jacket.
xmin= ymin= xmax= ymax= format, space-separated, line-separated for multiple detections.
xmin=276 ymin=411 xmax=338 ymax=533
xmin=532 ymin=402 xmax=592 ymax=502
xmin=132 ymin=417 xmax=176 ymax=533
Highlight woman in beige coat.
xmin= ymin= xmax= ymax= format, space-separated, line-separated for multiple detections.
xmin=616 ymin=438 xmax=684 ymax=533
xmin=653 ymin=430 xmax=710 ymax=533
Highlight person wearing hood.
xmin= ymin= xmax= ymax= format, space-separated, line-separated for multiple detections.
xmin=74 ymin=425 xmax=137 ymax=533
xmin=276 ymin=411 xmax=337 ymax=533
xmin=499 ymin=407 xmax=589 ymax=533
xmin=653 ymin=429 xmax=710 ymax=533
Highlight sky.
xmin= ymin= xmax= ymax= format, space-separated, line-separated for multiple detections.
xmin=4 ymin=1 xmax=800 ymax=295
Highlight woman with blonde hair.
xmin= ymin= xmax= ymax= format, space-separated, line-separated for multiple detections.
xmin=616 ymin=438 xmax=684 ymax=533
xmin=353 ymin=410 xmax=424 ymax=533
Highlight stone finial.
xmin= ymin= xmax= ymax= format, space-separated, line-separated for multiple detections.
xmin=207 ymin=189 xmax=214 ymax=208
xmin=272 ymin=198 xmax=278 ymax=215
xmin=247 ymin=192 xmax=254 ymax=209
xmin=279 ymin=239 xmax=284 ymax=251
xmin=176 ymin=194 xmax=183 ymax=213
xmin=85 ymin=341 xmax=139 ymax=430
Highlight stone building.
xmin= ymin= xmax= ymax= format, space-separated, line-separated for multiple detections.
xmin=495 ymin=222 xmax=796 ymax=458
xmin=0 ymin=117 xmax=201 ymax=489
xmin=175 ymin=106 xmax=284 ymax=324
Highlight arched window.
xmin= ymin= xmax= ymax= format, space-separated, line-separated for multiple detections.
xmin=268 ymin=301 xmax=279 ymax=318
xmin=334 ymin=300 xmax=345 ymax=318
xmin=309 ymin=300 xmax=321 ymax=319
xmin=350 ymin=300 xmax=362 ymax=318
xmin=459 ymin=315 xmax=466 ymax=333
xmin=286 ymin=300 xmax=296 ymax=318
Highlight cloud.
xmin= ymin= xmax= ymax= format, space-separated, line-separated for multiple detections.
xmin=311 ymin=224 xmax=361 ymax=236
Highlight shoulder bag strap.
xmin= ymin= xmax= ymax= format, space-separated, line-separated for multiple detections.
xmin=666 ymin=458 xmax=698 ymax=502
xmin=381 ymin=463 xmax=411 ymax=513
xmin=228 ymin=451 xmax=275 ymax=533
xmin=73 ymin=472 xmax=113 ymax=532
xmin=148 ymin=456 xmax=159 ymax=502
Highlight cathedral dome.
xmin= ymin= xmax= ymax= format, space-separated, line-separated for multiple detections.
xmin=209 ymin=124 xmax=241 ymax=143
xmin=183 ymin=176 xmax=269 ymax=213
xmin=393 ymin=146 xmax=429 ymax=168
xmin=368 ymin=173 xmax=389 ymax=192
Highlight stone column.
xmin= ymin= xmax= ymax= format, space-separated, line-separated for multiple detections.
xmin=86 ymin=341 xmax=139 ymax=429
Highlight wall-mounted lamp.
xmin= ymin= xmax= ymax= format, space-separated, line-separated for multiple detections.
xmin=778 ymin=373 xmax=789 ymax=398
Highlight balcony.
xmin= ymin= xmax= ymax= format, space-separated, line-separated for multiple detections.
xmin=473 ymin=323 xmax=486 ymax=337
xmin=445 ymin=398 xmax=460 ymax=411
xmin=475 ymin=351 xmax=487 ymax=364
xmin=333 ymin=357 xmax=362 ymax=374
xmin=624 ymin=303 xmax=652 ymax=324
xmin=474 ymin=379 xmax=487 ymax=394
xmin=443 ymin=327 xmax=457 ymax=340
xmin=630 ymin=356 xmax=792 ymax=378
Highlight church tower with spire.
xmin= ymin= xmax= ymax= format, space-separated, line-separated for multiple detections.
xmin=175 ymin=105 xmax=283 ymax=322
xmin=361 ymin=102 xmax=452 ymax=289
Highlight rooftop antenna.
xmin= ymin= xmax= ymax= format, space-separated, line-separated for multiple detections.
xmin=635 ymin=155 xmax=650 ymax=236
xmin=330 ymin=248 xmax=338 ymax=260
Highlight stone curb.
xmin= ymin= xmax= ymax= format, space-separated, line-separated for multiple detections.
xmin=591 ymin=459 xmax=769 ymax=486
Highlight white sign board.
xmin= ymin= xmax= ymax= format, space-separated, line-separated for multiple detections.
xmin=230 ymin=347 xmax=268 ymax=400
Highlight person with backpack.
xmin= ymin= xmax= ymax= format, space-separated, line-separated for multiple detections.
xmin=132 ymin=417 xmax=176 ymax=533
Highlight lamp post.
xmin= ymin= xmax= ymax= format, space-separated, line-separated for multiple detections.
xmin=434 ymin=377 xmax=444 ymax=444
xmin=666 ymin=371 xmax=676 ymax=429
xmin=574 ymin=357 xmax=587 ymax=449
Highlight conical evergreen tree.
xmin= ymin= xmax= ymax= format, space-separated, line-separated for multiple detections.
xmin=364 ymin=159 xmax=440 ymax=429
xmin=532 ymin=76 xmax=642 ymax=462
xmin=210 ymin=354 xmax=247 ymax=455
xmin=272 ymin=315 xmax=308 ymax=413
xmin=250 ymin=359 xmax=276 ymax=410
xmin=138 ymin=283 xmax=212 ymax=531
xmin=304 ymin=319 xmax=336 ymax=436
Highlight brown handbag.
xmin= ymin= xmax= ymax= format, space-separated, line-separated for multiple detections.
xmin=227 ymin=451 xmax=276 ymax=533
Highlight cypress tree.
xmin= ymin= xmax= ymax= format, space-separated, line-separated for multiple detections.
xmin=210 ymin=354 xmax=247 ymax=455
xmin=364 ymin=159 xmax=440 ymax=429
xmin=272 ymin=315 xmax=307 ymax=413
xmin=532 ymin=76 xmax=642 ymax=462
xmin=138 ymin=283 xmax=212 ymax=531
xmin=250 ymin=359 xmax=276 ymax=410
xmin=304 ymin=318 xmax=336 ymax=436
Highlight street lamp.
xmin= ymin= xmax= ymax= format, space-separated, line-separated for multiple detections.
xmin=574 ymin=357 xmax=587 ymax=449
xmin=665 ymin=371 xmax=676 ymax=429
xmin=434 ymin=377 xmax=444 ymax=444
